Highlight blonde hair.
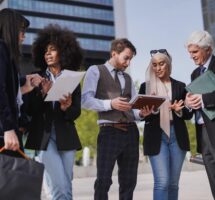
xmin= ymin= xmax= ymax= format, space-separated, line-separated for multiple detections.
xmin=145 ymin=51 xmax=173 ymax=137
xmin=151 ymin=52 xmax=172 ymax=75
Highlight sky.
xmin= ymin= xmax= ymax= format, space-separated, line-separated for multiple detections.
xmin=124 ymin=0 xmax=203 ymax=85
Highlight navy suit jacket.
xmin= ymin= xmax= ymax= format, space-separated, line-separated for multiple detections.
xmin=139 ymin=78 xmax=192 ymax=155
xmin=191 ymin=55 xmax=215 ymax=153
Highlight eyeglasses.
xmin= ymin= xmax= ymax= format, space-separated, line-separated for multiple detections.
xmin=150 ymin=49 xmax=169 ymax=57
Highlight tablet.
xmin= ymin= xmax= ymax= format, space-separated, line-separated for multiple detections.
xmin=129 ymin=94 xmax=166 ymax=110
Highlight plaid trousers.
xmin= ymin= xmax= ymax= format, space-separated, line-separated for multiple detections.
xmin=94 ymin=125 xmax=139 ymax=200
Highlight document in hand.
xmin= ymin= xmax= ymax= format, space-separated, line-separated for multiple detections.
xmin=185 ymin=70 xmax=215 ymax=120
xmin=45 ymin=70 xmax=85 ymax=101
xmin=129 ymin=94 xmax=167 ymax=110
xmin=186 ymin=70 xmax=215 ymax=94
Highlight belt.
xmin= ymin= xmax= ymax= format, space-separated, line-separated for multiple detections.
xmin=99 ymin=122 xmax=136 ymax=132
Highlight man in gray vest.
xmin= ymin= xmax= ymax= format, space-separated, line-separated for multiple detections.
xmin=82 ymin=38 xmax=144 ymax=200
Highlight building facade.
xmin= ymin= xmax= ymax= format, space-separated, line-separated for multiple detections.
xmin=201 ymin=0 xmax=215 ymax=42
xmin=0 ymin=0 xmax=115 ymax=73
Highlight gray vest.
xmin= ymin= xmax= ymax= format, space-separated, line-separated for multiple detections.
xmin=95 ymin=64 xmax=135 ymax=122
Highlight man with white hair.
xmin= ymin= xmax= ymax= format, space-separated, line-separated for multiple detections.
xmin=185 ymin=30 xmax=215 ymax=199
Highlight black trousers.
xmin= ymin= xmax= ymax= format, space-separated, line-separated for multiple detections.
xmin=94 ymin=125 xmax=139 ymax=200
xmin=202 ymin=126 xmax=215 ymax=199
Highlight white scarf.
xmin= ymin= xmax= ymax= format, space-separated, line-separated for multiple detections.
xmin=145 ymin=53 xmax=172 ymax=137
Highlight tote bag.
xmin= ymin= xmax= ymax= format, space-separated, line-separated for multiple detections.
xmin=0 ymin=147 xmax=44 ymax=200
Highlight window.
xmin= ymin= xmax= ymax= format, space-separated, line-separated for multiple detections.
xmin=24 ymin=32 xmax=110 ymax=51
xmin=9 ymin=0 xmax=114 ymax=21
xmin=27 ymin=16 xmax=114 ymax=36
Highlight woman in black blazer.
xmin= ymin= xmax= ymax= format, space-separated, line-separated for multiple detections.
xmin=0 ymin=9 xmax=32 ymax=156
xmin=139 ymin=49 xmax=192 ymax=200
xmin=25 ymin=24 xmax=83 ymax=200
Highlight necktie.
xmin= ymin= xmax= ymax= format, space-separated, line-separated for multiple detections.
xmin=200 ymin=65 xmax=206 ymax=75
xmin=114 ymin=69 xmax=122 ymax=94
xmin=114 ymin=69 xmax=121 ymax=85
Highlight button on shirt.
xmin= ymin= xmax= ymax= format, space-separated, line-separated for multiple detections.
xmin=81 ymin=61 xmax=142 ymax=123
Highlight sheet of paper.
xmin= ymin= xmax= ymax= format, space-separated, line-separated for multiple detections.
xmin=45 ymin=70 xmax=85 ymax=101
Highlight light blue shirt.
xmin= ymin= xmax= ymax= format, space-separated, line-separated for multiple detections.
xmin=46 ymin=68 xmax=63 ymax=107
xmin=81 ymin=61 xmax=141 ymax=123
xmin=17 ymin=75 xmax=23 ymax=117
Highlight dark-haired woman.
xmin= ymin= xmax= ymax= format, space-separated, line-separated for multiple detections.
xmin=25 ymin=24 xmax=83 ymax=200
xmin=0 ymin=8 xmax=42 ymax=157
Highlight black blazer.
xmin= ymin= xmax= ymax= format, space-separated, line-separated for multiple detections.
xmin=0 ymin=40 xmax=24 ymax=156
xmin=0 ymin=40 xmax=19 ymax=136
xmin=139 ymin=78 xmax=192 ymax=156
xmin=191 ymin=55 xmax=215 ymax=152
xmin=25 ymin=71 xmax=82 ymax=151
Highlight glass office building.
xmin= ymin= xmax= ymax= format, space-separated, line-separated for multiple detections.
xmin=201 ymin=0 xmax=215 ymax=42
xmin=1 ymin=0 xmax=115 ymax=72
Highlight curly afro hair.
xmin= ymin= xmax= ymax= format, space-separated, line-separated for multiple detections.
xmin=32 ymin=24 xmax=83 ymax=71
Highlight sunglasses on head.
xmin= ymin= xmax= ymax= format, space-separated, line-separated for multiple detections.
xmin=150 ymin=49 xmax=169 ymax=57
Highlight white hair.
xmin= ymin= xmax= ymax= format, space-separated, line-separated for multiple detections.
xmin=185 ymin=30 xmax=214 ymax=50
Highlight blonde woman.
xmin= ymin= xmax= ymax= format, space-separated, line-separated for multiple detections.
xmin=139 ymin=49 xmax=192 ymax=200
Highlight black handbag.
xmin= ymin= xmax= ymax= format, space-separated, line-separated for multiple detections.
xmin=0 ymin=147 xmax=44 ymax=200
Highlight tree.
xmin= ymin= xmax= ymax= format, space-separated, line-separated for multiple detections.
xmin=75 ymin=109 xmax=99 ymax=162
xmin=186 ymin=120 xmax=197 ymax=155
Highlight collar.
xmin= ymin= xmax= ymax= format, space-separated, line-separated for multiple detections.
xmin=46 ymin=68 xmax=63 ymax=81
xmin=104 ymin=61 xmax=123 ymax=74
xmin=202 ymin=55 xmax=212 ymax=69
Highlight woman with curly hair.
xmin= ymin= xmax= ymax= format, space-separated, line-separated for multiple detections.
xmin=25 ymin=24 xmax=83 ymax=200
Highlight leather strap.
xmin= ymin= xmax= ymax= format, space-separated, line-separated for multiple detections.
xmin=99 ymin=123 xmax=136 ymax=131
xmin=0 ymin=147 xmax=31 ymax=160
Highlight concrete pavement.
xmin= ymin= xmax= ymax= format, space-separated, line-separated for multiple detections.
xmin=42 ymin=160 xmax=213 ymax=200
xmin=73 ymin=170 xmax=213 ymax=200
